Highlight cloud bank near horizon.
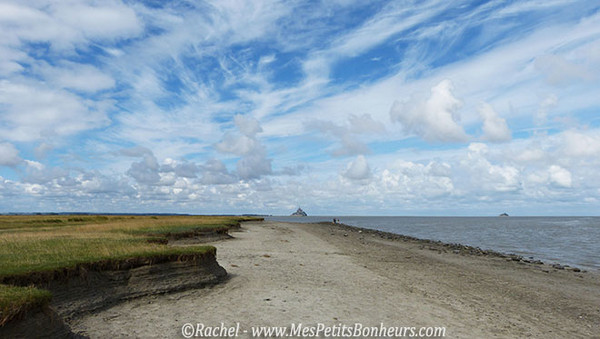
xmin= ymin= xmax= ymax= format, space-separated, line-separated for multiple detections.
xmin=1 ymin=0 xmax=600 ymax=216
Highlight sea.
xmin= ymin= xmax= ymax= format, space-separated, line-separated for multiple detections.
xmin=266 ymin=216 xmax=600 ymax=271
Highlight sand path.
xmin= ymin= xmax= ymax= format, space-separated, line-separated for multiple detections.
xmin=72 ymin=221 xmax=599 ymax=338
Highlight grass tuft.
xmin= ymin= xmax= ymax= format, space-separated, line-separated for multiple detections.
xmin=0 ymin=214 xmax=259 ymax=326
xmin=0 ymin=285 xmax=52 ymax=326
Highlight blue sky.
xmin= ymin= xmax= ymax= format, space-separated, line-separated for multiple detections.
xmin=1 ymin=0 xmax=600 ymax=215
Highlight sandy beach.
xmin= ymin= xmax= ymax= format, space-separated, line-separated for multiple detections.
xmin=72 ymin=220 xmax=600 ymax=338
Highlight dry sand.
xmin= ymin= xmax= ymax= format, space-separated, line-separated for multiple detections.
xmin=72 ymin=220 xmax=600 ymax=338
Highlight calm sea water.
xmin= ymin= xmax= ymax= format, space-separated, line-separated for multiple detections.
xmin=266 ymin=216 xmax=600 ymax=271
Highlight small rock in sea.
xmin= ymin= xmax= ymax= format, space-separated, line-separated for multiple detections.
xmin=552 ymin=264 xmax=565 ymax=270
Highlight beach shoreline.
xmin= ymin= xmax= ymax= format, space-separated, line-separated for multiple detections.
xmin=314 ymin=221 xmax=590 ymax=273
xmin=73 ymin=220 xmax=600 ymax=338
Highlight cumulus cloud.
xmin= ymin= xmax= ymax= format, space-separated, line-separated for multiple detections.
xmin=561 ymin=130 xmax=600 ymax=157
xmin=127 ymin=152 xmax=161 ymax=185
xmin=119 ymin=146 xmax=161 ymax=185
xmin=390 ymin=79 xmax=468 ymax=143
xmin=0 ymin=142 xmax=22 ymax=166
xmin=173 ymin=162 xmax=199 ymax=179
xmin=237 ymin=150 xmax=273 ymax=180
xmin=381 ymin=160 xmax=454 ymax=197
xmin=234 ymin=114 xmax=263 ymax=137
xmin=200 ymin=159 xmax=236 ymax=185
xmin=23 ymin=160 xmax=69 ymax=184
xmin=479 ymin=103 xmax=511 ymax=142
xmin=461 ymin=143 xmax=521 ymax=193
xmin=343 ymin=155 xmax=371 ymax=181
xmin=215 ymin=133 xmax=259 ymax=156
xmin=216 ymin=115 xmax=272 ymax=179
xmin=548 ymin=165 xmax=572 ymax=188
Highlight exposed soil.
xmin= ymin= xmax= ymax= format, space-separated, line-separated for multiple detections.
xmin=1 ymin=252 xmax=227 ymax=338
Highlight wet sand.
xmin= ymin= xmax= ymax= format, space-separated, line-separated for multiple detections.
xmin=72 ymin=220 xmax=600 ymax=338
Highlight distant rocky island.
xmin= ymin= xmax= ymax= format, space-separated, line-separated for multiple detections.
xmin=291 ymin=208 xmax=307 ymax=216
xmin=499 ymin=213 xmax=509 ymax=217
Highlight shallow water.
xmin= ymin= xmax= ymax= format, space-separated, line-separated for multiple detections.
xmin=267 ymin=216 xmax=600 ymax=271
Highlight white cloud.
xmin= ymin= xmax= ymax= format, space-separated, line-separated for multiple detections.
xmin=51 ymin=1 xmax=142 ymax=41
xmin=234 ymin=114 xmax=263 ymax=137
xmin=306 ymin=114 xmax=384 ymax=157
xmin=34 ymin=142 xmax=54 ymax=159
xmin=535 ymin=54 xmax=593 ymax=86
xmin=548 ymin=165 xmax=572 ymax=188
xmin=0 ymin=142 xmax=22 ymax=166
xmin=343 ymin=155 xmax=371 ymax=181
xmin=40 ymin=62 xmax=115 ymax=93
xmin=200 ymin=159 xmax=236 ymax=185
xmin=216 ymin=115 xmax=272 ymax=180
xmin=215 ymin=133 xmax=260 ymax=156
xmin=479 ymin=103 xmax=511 ymax=142
xmin=390 ymin=80 xmax=468 ymax=143
xmin=535 ymin=94 xmax=558 ymax=125
xmin=173 ymin=162 xmax=199 ymax=179
xmin=237 ymin=150 xmax=272 ymax=180
xmin=0 ymin=81 xmax=111 ymax=142
xmin=380 ymin=160 xmax=454 ymax=198
xmin=348 ymin=114 xmax=385 ymax=134
xmin=127 ymin=153 xmax=160 ymax=185
xmin=2 ymin=1 xmax=600 ymax=214
xmin=561 ymin=129 xmax=600 ymax=157
xmin=461 ymin=143 xmax=521 ymax=193
xmin=119 ymin=146 xmax=154 ymax=158
xmin=0 ymin=1 xmax=143 ymax=52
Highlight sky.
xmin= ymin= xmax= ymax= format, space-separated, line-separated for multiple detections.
xmin=1 ymin=0 xmax=600 ymax=216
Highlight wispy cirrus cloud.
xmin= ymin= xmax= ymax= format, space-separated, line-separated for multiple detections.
xmin=1 ymin=0 xmax=600 ymax=215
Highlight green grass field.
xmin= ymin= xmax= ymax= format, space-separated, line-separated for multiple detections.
xmin=0 ymin=214 xmax=258 ymax=326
